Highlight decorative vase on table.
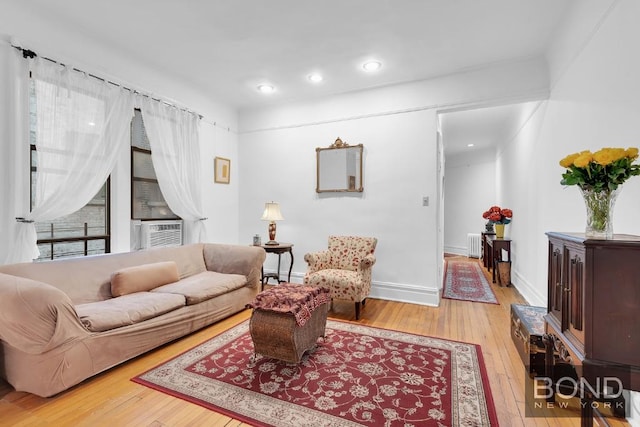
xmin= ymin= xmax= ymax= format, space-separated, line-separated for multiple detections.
xmin=580 ymin=186 xmax=620 ymax=239
xmin=482 ymin=206 xmax=512 ymax=239
xmin=560 ymin=147 xmax=640 ymax=240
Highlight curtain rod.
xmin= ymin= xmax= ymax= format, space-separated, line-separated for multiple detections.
xmin=11 ymin=44 xmax=234 ymax=132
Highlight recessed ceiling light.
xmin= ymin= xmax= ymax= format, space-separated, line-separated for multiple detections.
xmin=467 ymin=143 xmax=475 ymax=147
xmin=362 ymin=61 xmax=382 ymax=72
xmin=308 ymin=73 xmax=323 ymax=83
xmin=257 ymin=84 xmax=275 ymax=94
xmin=88 ymin=122 xmax=96 ymax=126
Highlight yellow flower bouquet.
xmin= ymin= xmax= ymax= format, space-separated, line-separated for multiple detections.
xmin=560 ymin=147 xmax=639 ymax=191
xmin=559 ymin=147 xmax=640 ymax=238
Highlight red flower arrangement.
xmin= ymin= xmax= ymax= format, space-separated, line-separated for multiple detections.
xmin=482 ymin=206 xmax=513 ymax=224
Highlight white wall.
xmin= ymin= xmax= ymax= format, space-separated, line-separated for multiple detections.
xmin=240 ymin=109 xmax=440 ymax=305
xmin=201 ymin=124 xmax=241 ymax=245
xmin=494 ymin=100 xmax=548 ymax=304
xmin=239 ymin=58 xmax=549 ymax=306
xmin=495 ymin=0 xmax=640 ymax=306
xmin=496 ymin=1 xmax=640 ymax=420
xmin=443 ymin=148 xmax=497 ymax=256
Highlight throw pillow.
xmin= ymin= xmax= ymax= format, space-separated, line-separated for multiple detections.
xmin=111 ymin=261 xmax=179 ymax=297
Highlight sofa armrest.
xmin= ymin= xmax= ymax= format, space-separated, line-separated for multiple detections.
xmin=0 ymin=273 xmax=88 ymax=354
xmin=202 ymin=244 xmax=266 ymax=289
xmin=304 ymin=250 xmax=331 ymax=274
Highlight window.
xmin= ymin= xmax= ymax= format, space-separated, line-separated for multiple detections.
xmin=31 ymin=161 xmax=110 ymax=261
xmin=131 ymin=109 xmax=178 ymax=220
xmin=30 ymin=85 xmax=111 ymax=261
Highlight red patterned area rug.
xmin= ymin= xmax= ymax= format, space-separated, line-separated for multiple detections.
xmin=442 ymin=259 xmax=499 ymax=304
xmin=133 ymin=320 xmax=499 ymax=426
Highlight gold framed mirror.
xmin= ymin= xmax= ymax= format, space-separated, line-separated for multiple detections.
xmin=316 ymin=138 xmax=363 ymax=193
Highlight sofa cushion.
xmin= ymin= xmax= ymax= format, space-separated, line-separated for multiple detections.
xmin=75 ymin=292 xmax=185 ymax=332
xmin=151 ymin=271 xmax=247 ymax=305
xmin=110 ymin=261 xmax=179 ymax=297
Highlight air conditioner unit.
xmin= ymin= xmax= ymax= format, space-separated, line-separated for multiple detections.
xmin=140 ymin=220 xmax=183 ymax=249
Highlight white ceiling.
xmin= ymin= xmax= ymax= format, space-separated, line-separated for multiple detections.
xmin=1 ymin=0 xmax=573 ymax=111
xmin=439 ymin=101 xmax=542 ymax=157
xmin=1 ymin=1 xmax=574 ymax=156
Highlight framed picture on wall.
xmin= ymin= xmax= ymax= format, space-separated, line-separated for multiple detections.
xmin=214 ymin=156 xmax=230 ymax=184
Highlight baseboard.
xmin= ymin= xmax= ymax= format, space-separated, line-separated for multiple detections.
xmin=369 ymin=281 xmax=440 ymax=306
xmin=511 ymin=268 xmax=546 ymax=307
xmin=444 ymin=245 xmax=467 ymax=256
xmin=272 ymin=266 xmax=542 ymax=308
xmin=264 ymin=269 xmax=303 ymax=284
xmin=268 ymin=270 xmax=440 ymax=307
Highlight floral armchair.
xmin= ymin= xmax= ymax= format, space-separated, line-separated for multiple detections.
xmin=303 ymin=235 xmax=377 ymax=320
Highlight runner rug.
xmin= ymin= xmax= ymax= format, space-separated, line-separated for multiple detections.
xmin=132 ymin=320 xmax=499 ymax=426
xmin=442 ymin=259 xmax=499 ymax=304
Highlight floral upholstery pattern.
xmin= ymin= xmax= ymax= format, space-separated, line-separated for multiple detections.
xmin=246 ymin=284 xmax=331 ymax=326
xmin=303 ymin=236 xmax=377 ymax=318
xmin=328 ymin=235 xmax=376 ymax=271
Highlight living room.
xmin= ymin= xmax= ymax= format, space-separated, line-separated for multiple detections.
xmin=1 ymin=0 xmax=639 ymax=425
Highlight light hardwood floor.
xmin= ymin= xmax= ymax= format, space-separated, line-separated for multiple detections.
xmin=0 ymin=256 xmax=629 ymax=426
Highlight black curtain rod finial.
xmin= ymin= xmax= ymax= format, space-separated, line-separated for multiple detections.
xmin=22 ymin=49 xmax=37 ymax=59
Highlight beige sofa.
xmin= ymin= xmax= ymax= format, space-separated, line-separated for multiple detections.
xmin=0 ymin=243 xmax=265 ymax=397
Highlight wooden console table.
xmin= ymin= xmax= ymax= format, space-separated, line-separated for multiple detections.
xmin=484 ymin=235 xmax=511 ymax=284
xmin=481 ymin=231 xmax=495 ymax=269
xmin=260 ymin=243 xmax=294 ymax=289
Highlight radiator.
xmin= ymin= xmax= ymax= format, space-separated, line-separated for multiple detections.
xmin=467 ymin=233 xmax=482 ymax=258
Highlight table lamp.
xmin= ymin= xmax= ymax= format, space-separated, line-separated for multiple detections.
xmin=261 ymin=202 xmax=284 ymax=245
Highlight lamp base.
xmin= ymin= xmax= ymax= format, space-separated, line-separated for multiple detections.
xmin=266 ymin=221 xmax=278 ymax=246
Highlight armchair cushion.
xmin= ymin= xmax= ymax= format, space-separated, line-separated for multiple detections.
xmin=305 ymin=269 xmax=365 ymax=302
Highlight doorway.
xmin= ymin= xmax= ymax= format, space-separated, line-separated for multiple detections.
xmin=436 ymin=101 xmax=541 ymax=289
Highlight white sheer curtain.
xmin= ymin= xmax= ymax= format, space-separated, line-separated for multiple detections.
xmin=11 ymin=57 xmax=134 ymax=262
xmin=140 ymin=97 xmax=207 ymax=244
xmin=0 ymin=42 xmax=30 ymax=264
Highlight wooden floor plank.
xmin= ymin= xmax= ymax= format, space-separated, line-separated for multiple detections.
xmin=0 ymin=256 xmax=630 ymax=426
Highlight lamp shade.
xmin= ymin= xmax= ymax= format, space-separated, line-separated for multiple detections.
xmin=261 ymin=202 xmax=284 ymax=221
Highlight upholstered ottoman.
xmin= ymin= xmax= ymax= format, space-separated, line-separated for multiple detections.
xmin=247 ymin=284 xmax=330 ymax=363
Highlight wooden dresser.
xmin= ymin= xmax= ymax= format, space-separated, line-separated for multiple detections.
xmin=544 ymin=232 xmax=640 ymax=426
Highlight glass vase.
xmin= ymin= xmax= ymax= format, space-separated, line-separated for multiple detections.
xmin=579 ymin=186 xmax=620 ymax=239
